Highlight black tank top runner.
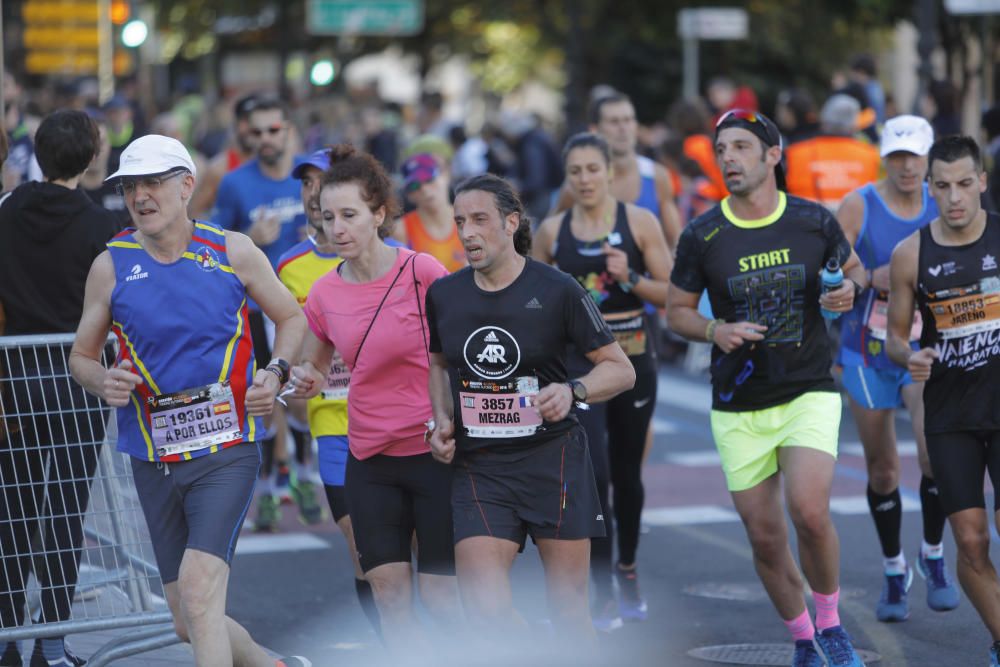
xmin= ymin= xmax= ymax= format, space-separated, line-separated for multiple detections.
xmin=553 ymin=201 xmax=646 ymax=316
xmin=917 ymin=212 xmax=1000 ymax=434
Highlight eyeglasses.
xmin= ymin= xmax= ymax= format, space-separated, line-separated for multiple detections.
xmin=249 ymin=124 xmax=284 ymax=137
xmin=115 ymin=170 xmax=185 ymax=196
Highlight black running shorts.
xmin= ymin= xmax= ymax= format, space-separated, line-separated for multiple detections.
xmin=452 ymin=424 xmax=605 ymax=546
xmin=131 ymin=443 xmax=260 ymax=584
xmin=345 ymin=451 xmax=455 ymax=575
xmin=925 ymin=430 xmax=1000 ymax=515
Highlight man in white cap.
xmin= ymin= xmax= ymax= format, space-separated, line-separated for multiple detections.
xmin=835 ymin=115 xmax=960 ymax=623
xmin=68 ymin=135 xmax=310 ymax=666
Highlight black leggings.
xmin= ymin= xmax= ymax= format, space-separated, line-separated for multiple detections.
xmin=925 ymin=429 xmax=1000 ymax=515
xmin=608 ymin=352 xmax=657 ymax=566
xmin=578 ymin=402 xmax=613 ymax=599
xmin=0 ymin=364 xmax=106 ymax=628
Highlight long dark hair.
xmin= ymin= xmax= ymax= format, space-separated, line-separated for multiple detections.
xmin=454 ymin=174 xmax=532 ymax=256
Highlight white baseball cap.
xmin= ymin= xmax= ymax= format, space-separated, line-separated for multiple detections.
xmin=880 ymin=115 xmax=934 ymax=157
xmin=106 ymin=134 xmax=197 ymax=181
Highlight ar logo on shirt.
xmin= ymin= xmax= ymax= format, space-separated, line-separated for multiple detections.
xmin=464 ymin=326 xmax=520 ymax=380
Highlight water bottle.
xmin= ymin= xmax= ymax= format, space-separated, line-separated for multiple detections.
xmin=820 ymin=257 xmax=844 ymax=320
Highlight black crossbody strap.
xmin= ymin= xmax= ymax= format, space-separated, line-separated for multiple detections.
xmin=354 ymin=254 xmax=415 ymax=363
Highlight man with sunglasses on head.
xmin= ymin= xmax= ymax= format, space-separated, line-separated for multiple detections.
xmin=213 ymin=97 xmax=307 ymax=530
xmin=666 ymin=109 xmax=868 ymax=667
xmin=69 ymin=134 xmax=310 ymax=667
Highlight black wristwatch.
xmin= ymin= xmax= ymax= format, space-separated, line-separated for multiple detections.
xmin=567 ymin=379 xmax=588 ymax=402
xmin=265 ymin=358 xmax=290 ymax=385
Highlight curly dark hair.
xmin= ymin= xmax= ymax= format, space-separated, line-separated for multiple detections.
xmin=454 ymin=173 xmax=532 ymax=256
xmin=322 ymin=143 xmax=400 ymax=239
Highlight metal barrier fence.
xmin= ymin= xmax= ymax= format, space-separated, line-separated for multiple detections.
xmin=0 ymin=333 xmax=180 ymax=665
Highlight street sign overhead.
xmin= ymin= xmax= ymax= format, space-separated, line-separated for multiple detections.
xmin=944 ymin=0 xmax=1000 ymax=13
xmin=678 ymin=7 xmax=749 ymax=40
xmin=306 ymin=0 xmax=424 ymax=36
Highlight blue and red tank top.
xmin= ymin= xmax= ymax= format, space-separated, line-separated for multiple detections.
xmin=107 ymin=220 xmax=261 ymax=461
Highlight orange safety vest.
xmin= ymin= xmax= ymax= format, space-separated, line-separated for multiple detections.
xmin=784 ymin=136 xmax=881 ymax=210
xmin=402 ymin=211 xmax=467 ymax=274
xmin=683 ymin=134 xmax=728 ymax=202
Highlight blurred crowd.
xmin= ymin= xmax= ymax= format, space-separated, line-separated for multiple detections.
xmin=3 ymin=52 xmax=1000 ymax=269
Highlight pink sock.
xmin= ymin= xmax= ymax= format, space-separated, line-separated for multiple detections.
xmin=813 ymin=589 xmax=841 ymax=631
xmin=783 ymin=608 xmax=815 ymax=641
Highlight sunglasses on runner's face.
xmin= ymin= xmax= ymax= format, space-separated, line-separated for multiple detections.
xmin=116 ymin=171 xmax=185 ymax=196
xmin=250 ymin=124 xmax=284 ymax=137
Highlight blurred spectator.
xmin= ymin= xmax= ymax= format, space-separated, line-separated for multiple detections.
xmin=784 ymin=94 xmax=880 ymax=210
xmin=775 ymin=88 xmax=820 ymax=145
xmin=982 ymin=105 xmax=1000 ymax=212
xmin=706 ymin=77 xmax=737 ymax=116
xmin=922 ymin=80 xmax=962 ymax=138
xmin=669 ymin=98 xmax=728 ymax=203
xmin=190 ymin=93 xmax=260 ymax=219
xmin=449 ymin=124 xmax=488 ymax=182
xmin=4 ymin=71 xmax=35 ymax=191
xmin=104 ymin=94 xmax=139 ymax=176
xmin=833 ymin=80 xmax=879 ymax=143
xmin=0 ymin=110 xmax=118 ymax=666
xmin=362 ymin=104 xmax=399 ymax=173
xmin=116 ymin=75 xmax=148 ymax=137
xmin=849 ymin=53 xmax=887 ymax=124
xmin=417 ymin=91 xmax=450 ymax=138
xmin=496 ymin=110 xmax=563 ymax=224
xmin=80 ymin=117 xmax=129 ymax=228
xmin=392 ymin=152 xmax=465 ymax=272
xmin=196 ymin=99 xmax=236 ymax=159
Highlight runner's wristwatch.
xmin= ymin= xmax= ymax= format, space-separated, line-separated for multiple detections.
xmin=265 ymin=358 xmax=290 ymax=385
xmin=567 ymin=379 xmax=588 ymax=402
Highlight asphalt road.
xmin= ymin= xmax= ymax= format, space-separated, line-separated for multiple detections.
xmin=224 ymin=360 xmax=993 ymax=667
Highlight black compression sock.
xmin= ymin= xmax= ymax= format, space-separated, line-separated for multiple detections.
xmin=920 ymin=476 xmax=947 ymax=546
xmin=867 ymin=485 xmax=902 ymax=558
xmin=260 ymin=437 xmax=275 ymax=478
xmin=355 ymin=578 xmax=382 ymax=638
xmin=291 ymin=428 xmax=310 ymax=466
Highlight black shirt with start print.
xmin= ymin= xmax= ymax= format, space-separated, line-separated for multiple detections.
xmin=671 ymin=193 xmax=852 ymax=411
xmin=427 ymin=257 xmax=614 ymax=451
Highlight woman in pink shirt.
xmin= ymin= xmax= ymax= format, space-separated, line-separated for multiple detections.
xmin=288 ymin=145 xmax=459 ymax=649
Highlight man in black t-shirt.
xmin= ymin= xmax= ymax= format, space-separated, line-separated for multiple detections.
xmin=887 ymin=136 xmax=1000 ymax=667
xmin=425 ymin=174 xmax=634 ymax=648
xmin=666 ymin=110 xmax=868 ymax=667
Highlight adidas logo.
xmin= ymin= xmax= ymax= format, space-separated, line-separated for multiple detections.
xmin=525 ymin=297 xmax=542 ymax=309
xmin=484 ymin=331 xmax=500 ymax=343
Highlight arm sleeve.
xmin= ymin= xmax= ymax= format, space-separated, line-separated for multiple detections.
xmin=211 ymin=176 xmax=240 ymax=231
xmin=426 ymin=286 xmax=442 ymax=354
xmin=820 ymin=209 xmax=853 ymax=267
xmin=563 ymin=278 xmax=615 ymax=353
xmin=669 ymin=225 xmax=706 ymax=293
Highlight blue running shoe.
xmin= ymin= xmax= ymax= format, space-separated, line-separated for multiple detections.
xmin=991 ymin=642 xmax=1000 ymax=667
xmin=916 ymin=553 xmax=960 ymax=611
xmin=592 ymin=596 xmax=623 ymax=633
xmin=615 ymin=565 xmax=648 ymax=621
xmin=814 ymin=626 xmax=865 ymax=667
xmin=791 ymin=639 xmax=822 ymax=667
xmin=875 ymin=567 xmax=912 ymax=622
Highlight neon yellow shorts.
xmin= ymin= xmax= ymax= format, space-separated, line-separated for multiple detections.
xmin=710 ymin=391 xmax=842 ymax=492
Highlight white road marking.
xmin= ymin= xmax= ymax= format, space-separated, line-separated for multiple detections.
xmin=235 ymin=532 xmax=330 ymax=555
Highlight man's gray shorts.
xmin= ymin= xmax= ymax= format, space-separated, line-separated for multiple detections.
xmin=130 ymin=443 xmax=260 ymax=584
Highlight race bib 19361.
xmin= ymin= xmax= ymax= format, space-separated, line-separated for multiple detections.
xmin=459 ymin=376 xmax=542 ymax=438
xmin=149 ymin=381 xmax=241 ymax=457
